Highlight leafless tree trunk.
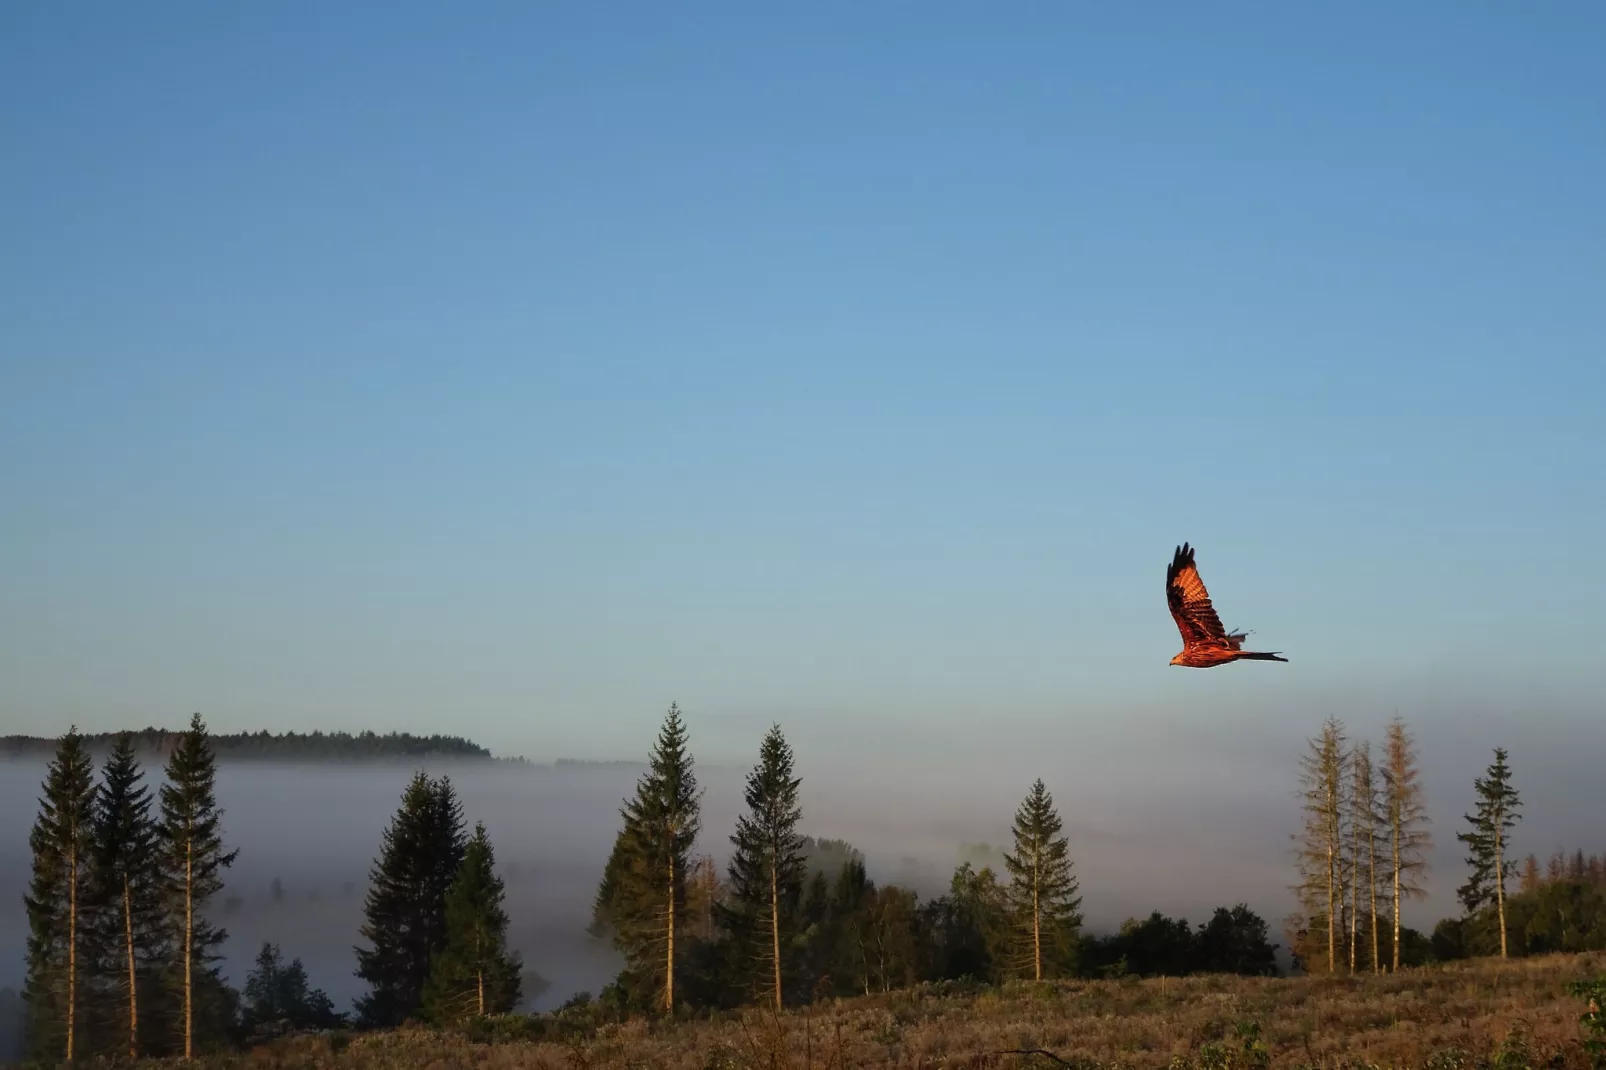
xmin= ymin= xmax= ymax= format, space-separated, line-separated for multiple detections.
xmin=1383 ymin=715 xmax=1431 ymax=972
xmin=1294 ymin=716 xmax=1349 ymax=974
xmin=1367 ymin=823 xmax=1381 ymax=974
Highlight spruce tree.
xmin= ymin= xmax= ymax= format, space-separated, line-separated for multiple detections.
xmin=1457 ymin=746 xmax=1522 ymax=957
xmin=157 ymin=711 xmax=240 ymax=1058
xmin=718 ymin=724 xmax=807 ymax=1009
xmin=88 ymin=733 xmax=163 ymax=1058
xmin=1001 ymin=778 xmax=1082 ymax=980
xmin=421 ymin=822 xmax=522 ymax=1023
xmin=1381 ymin=714 xmax=1431 ymax=971
xmin=22 ymin=726 xmax=99 ymax=1062
xmin=591 ymin=703 xmax=703 ymax=1013
xmin=353 ymin=771 xmax=468 ymax=1027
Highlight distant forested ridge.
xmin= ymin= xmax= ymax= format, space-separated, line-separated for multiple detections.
xmin=0 ymin=727 xmax=515 ymax=763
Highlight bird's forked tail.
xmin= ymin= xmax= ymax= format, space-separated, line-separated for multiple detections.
xmin=1239 ymin=651 xmax=1288 ymax=662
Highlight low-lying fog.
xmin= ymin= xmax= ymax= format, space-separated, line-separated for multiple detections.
xmin=4 ymin=708 xmax=1603 ymax=1015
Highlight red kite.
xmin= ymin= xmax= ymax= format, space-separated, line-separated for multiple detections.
xmin=1166 ymin=542 xmax=1286 ymax=667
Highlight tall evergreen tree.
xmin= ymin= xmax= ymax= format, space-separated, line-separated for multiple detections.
xmin=1293 ymin=716 xmax=1348 ymax=973
xmin=1001 ymin=778 xmax=1082 ymax=980
xmin=718 ymin=724 xmax=807 ymax=1009
xmin=421 ymin=822 xmax=522 ymax=1023
xmin=1382 ymin=714 xmax=1431 ymax=971
xmin=88 ymin=733 xmax=164 ymax=1058
xmin=591 ymin=703 xmax=703 ymax=1014
xmin=22 ymin=726 xmax=99 ymax=1062
xmin=157 ymin=712 xmax=240 ymax=1058
xmin=1457 ymin=746 xmax=1522 ymax=958
xmin=353 ymin=771 xmax=468 ymax=1027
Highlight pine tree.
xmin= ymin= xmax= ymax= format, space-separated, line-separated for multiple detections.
xmin=1293 ymin=716 xmax=1348 ymax=973
xmin=22 ymin=726 xmax=98 ymax=1062
xmin=157 ymin=712 xmax=240 ymax=1058
xmin=88 ymin=733 xmax=164 ymax=1058
xmin=353 ymin=771 xmax=468 ymax=1027
xmin=1381 ymin=714 xmax=1431 ymax=971
xmin=718 ymin=724 xmax=807 ymax=1009
xmin=591 ymin=703 xmax=703 ymax=1013
xmin=1457 ymin=746 xmax=1522 ymax=958
xmin=422 ymin=822 xmax=522 ymax=1023
xmin=1001 ymin=778 xmax=1082 ymax=981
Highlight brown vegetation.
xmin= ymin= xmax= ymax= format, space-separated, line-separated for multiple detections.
xmin=159 ymin=951 xmax=1605 ymax=1070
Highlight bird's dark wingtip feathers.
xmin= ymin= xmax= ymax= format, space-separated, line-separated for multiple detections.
xmin=1167 ymin=541 xmax=1195 ymax=584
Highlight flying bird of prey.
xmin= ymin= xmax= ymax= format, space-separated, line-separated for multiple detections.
xmin=1166 ymin=542 xmax=1287 ymax=667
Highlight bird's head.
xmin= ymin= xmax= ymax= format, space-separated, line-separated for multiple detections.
xmin=1168 ymin=653 xmax=1183 ymax=666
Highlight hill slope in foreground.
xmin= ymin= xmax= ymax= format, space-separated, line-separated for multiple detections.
xmin=166 ymin=952 xmax=1606 ymax=1070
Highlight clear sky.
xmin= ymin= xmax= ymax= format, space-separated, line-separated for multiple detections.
xmin=3 ymin=3 xmax=1603 ymax=773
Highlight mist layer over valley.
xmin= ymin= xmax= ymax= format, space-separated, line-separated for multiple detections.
xmin=4 ymin=705 xmax=1603 ymax=1018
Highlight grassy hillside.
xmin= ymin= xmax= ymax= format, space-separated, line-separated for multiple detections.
xmin=88 ymin=951 xmax=1606 ymax=1070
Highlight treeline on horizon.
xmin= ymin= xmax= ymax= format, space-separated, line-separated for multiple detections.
xmin=13 ymin=708 xmax=1606 ymax=1063
xmin=0 ymin=726 xmax=501 ymax=763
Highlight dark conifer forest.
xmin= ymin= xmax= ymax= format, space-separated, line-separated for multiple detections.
xmin=7 ymin=709 xmax=1606 ymax=1063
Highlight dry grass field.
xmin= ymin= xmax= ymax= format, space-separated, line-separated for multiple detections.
xmin=43 ymin=951 xmax=1606 ymax=1070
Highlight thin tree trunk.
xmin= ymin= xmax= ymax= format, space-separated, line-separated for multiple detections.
xmin=1032 ymin=843 xmax=1042 ymax=981
xmin=1326 ymin=836 xmax=1337 ymax=972
xmin=1391 ymin=807 xmax=1402 ymax=972
xmin=67 ymin=840 xmax=77 ymax=1062
xmin=185 ymin=836 xmax=193 ymax=1059
xmin=1349 ymin=842 xmax=1359 ymax=974
xmin=1367 ymin=829 xmax=1380 ymax=974
xmin=770 ymin=849 xmax=783 ymax=1011
xmin=1495 ymin=816 xmax=1508 ymax=958
xmin=477 ymin=969 xmax=484 ymax=1017
xmin=665 ymin=854 xmax=675 ymax=1013
xmin=125 ymin=875 xmax=139 ymax=1058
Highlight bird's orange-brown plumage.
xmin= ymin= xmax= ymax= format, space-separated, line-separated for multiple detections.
xmin=1165 ymin=542 xmax=1286 ymax=667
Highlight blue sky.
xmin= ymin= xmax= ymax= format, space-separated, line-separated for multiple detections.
xmin=3 ymin=3 xmax=1603 ymax=773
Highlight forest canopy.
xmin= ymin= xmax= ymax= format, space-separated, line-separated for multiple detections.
xmin=0 ymin=728 xmax=506 ymax=763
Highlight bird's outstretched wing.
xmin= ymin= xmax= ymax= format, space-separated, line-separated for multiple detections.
xmin=1166 ymin=543 xmax=1230 ymax=649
